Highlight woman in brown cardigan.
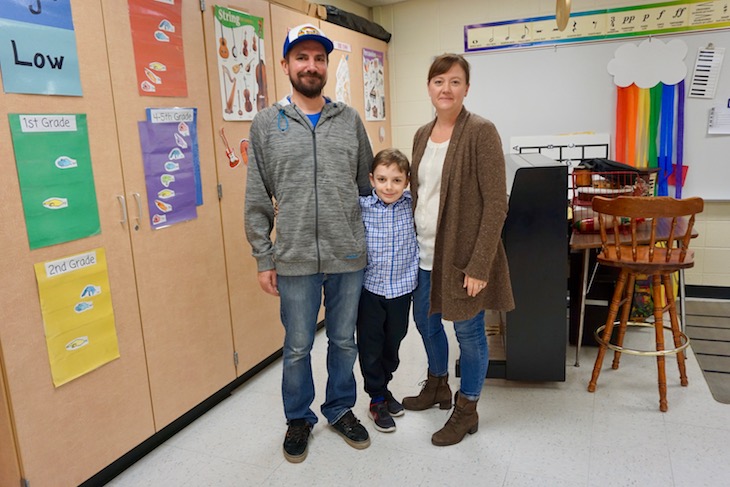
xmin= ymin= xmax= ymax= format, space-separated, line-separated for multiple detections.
xmin=401 ymin=53 xmax=514 ymax=446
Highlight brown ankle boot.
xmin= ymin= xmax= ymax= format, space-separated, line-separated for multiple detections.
xmin=431 ymin=391 xmax=478 ymax=446
xmin=402 ymin=371 xmax=452 ymax=411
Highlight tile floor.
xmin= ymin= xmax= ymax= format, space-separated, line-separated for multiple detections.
xmin=107 ymin=304 xmax=730 ymax=486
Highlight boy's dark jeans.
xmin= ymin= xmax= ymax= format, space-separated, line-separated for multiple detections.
xmin=356 ymin=288 xmax=411 ymax=399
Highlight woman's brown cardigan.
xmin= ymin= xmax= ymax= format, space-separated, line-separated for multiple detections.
xmin=411 ymin=107 xmax=515 ymax=321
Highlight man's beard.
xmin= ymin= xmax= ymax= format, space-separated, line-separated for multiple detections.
xmin=290 ymin=72 xmax=326 ymax=98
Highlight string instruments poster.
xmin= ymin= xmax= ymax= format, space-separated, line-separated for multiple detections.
xmin=214 ymin=6 xmax=268 ymax=121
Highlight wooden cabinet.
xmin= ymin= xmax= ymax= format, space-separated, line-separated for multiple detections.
xmin=0 ymin=3 xmax=155 ymax=485
xmin=100 ymin=0 xmax=236 ymax=429
xmin=201 ymin=0 xmax=283 ymax=375
xmin=0 ymin=1 xmax=390 ymax=485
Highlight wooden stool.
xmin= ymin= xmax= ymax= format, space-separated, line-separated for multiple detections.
xmin=586 ymin=196 xmax=703 ymax=412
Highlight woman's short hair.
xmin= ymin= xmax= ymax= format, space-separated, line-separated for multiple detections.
xmin=372 ymin=148 xmax=410 ymax=178
xmin=427 ymin=53 xmax=470 ymax=85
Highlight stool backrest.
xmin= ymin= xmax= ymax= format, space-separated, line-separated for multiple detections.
xmin=591 ymin=196 xmax=704 ymax=264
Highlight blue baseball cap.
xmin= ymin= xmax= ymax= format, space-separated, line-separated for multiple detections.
xmin=282 ymin=23 xmax=334 ymax=58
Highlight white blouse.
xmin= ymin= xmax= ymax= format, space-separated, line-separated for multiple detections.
xmin=415 ymin=138 xmax=449 ymax=271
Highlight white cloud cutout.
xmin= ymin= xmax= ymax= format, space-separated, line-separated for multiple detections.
xmin=607 ymin=38 xmax=688 ymax=88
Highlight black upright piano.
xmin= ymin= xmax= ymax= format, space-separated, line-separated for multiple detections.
xmin=489 ymin=153 xmax=568 ymax=381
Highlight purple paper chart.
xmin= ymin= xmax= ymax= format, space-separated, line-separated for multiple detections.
xmin=138 ymin=118 xmax=197 ymax=229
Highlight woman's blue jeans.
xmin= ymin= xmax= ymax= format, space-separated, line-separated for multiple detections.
xmin=277 ymin=270 xmax=363 ymax=426
xmin=412 ymin=268 xmax=488 ymax=401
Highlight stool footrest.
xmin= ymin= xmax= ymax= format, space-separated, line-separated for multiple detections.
xmin=594 ymin=321 xmax=690 ymax=356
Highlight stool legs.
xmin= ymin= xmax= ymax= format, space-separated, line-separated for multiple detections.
xmin=611 ymin=273 xmax=636 ymax=370
xmin=588 ymin=269 xmax=628 ymax=393
xmin=651 ymin=274 xmax=668 ymax=412
xmin=663 ymin=273 xmax=688 ymax=387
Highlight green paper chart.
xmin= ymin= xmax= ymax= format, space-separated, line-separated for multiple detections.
xmin=9 ymin=114 xmax=101 ymax=249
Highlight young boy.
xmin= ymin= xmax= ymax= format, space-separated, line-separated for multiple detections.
xmin=357 ymin=148 xmax=418 ymax=432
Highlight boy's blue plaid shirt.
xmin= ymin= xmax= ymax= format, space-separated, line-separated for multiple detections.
xmin=359 ymin=190 xmax=418 ymax=299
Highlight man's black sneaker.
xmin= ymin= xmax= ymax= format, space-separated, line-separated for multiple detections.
xmin=369 ymin=400 xmax=396 ymax=432
xmin=385 ymin=392 xmax=405 ymax=417
xmin=283 ymin=419 xmax=312 ymax=463
xmin=331 ymin=410 xmax=371 ymax=449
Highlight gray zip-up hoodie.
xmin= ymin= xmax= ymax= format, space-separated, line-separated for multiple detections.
xmin=244 ymin=97 xmax=373 ymax=276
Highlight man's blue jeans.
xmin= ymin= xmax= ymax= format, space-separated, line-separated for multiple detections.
xmin=412 ymin=268 xmax=488 ymax=401
xmin=277 ymin=270 xmax=364 ymax=426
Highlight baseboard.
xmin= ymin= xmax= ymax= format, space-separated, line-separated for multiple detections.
xmin=80 ymin=348 xmax=283 ymax=487
xmin=686 ymin=285 xmax=730 ymax=300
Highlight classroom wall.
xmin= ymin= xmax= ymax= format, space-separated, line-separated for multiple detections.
xmin=372 ymin=0 xmax=730 ymax=288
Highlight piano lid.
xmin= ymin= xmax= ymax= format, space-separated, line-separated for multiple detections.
xmin=504 ymin=153 xmax=564 ymax=196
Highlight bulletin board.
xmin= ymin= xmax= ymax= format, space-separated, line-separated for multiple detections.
xmin=465 ymin=29 xmax=730 ymax=200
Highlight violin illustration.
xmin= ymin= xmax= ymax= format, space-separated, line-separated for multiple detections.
xmin=243 ymin=79 xmax=253 ymax=113
xmin=243 ymin=32 xmax=249 ymax=57
xmin=255 ymin=35 xmax=268 ymax=111
xmin=252 ymin=35 xmax=257 ymax=52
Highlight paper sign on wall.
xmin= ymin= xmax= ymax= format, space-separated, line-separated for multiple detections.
xmin=0 ymin=0 xmax=82 ymax=95
xmin=9 ymin=113 xmax=101 ymax=249
xmin=138 ymin=109 xmax=198 ymax=229
xmin=363 ymin=48 xmax=385 ymax=121
xmin=214 ymin=6 xmax=268 ymax=121
xmin=34 ymin=248 xmax=120 ymax=387
xmin=128 ymin=0 xmax=187 ymax=97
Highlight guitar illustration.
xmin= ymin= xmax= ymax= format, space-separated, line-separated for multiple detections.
xmin=253 ymin=35 xmax=257 ymax=52
xmin=218 ymin=23 xmax=229 ymax=59
xmin=243 ymin=32 xmax=249 ymax=57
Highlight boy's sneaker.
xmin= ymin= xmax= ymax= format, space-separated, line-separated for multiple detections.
xmin=369 ymin=400 xmax=396 ymax=432
xmin=385 ymin=392 xmax=405 ymax=417
xmin=331 ymin=410 xmax=371 ymax=449
xmin=283 ymin=419 xmax=312 ymax=463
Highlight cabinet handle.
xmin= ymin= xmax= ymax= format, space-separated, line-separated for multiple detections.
xmin=132 ymin=192 xmax=142 ymax=231
xmin=116 ymin=195 xmax=128 ymax=225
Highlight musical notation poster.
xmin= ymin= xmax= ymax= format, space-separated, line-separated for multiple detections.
xmin=34 ymin=248 xmax=120 ymax=387
xmin=0 ymin=0 xmax=81 ymax=95
xmin=214 ymin=6 xmax=267 ymax=121
xmin=363 ymin=48 xmax=385 ymax=121
xmin=465 ymin=0 xmax=730 ymax=52
xmin=8 ymin=113 xmax=101 ymax=249
xmin=138 ymin=109 xmax=198 ymax=229
xmin=128 ymin=0 xmax=187 ymax=97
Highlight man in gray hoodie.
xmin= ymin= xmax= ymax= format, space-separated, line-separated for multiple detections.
xmin=244 ymin=23 xmax=373 ymax=463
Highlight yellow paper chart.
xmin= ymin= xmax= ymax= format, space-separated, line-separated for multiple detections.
xmin=34 ymin=248 xmax=120 ymax=387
